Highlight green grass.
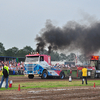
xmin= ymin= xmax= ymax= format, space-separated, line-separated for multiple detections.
xmin=0 ymin=80 xmax=100 ymax=91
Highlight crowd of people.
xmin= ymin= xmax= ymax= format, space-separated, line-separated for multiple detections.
xmin=0 ymin=60 xmax=76 ymax=75
xmin=51 ymin=63 xmax=75 ymax=69
xmin=0 ymin=60 xmax=25 ymax=75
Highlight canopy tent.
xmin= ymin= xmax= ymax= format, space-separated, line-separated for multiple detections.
xmin=0 ymin=56 xmax=16 ymax=62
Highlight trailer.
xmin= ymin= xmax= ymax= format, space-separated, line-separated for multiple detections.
xmin=76 ymin=66 xmax=96 ymax=78
xmin=73 ymin=56 xmax=99 ymax=79
xmin=24 ymin=53 xmax=65 ymax=79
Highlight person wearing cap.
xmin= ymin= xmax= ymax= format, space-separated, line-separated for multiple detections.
xmin=0 ymin=63 xmax=9 ymax=89
xmin=82 ymin=66 xmax=88 ymax=84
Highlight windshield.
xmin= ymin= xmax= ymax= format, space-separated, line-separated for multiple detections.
xmin=90 ymin=60 xmax=100 ymax=70
xmin=25 ymin=56 xmax=39 ymax=62
xmin=90 ymin=60 xmax=97 ymax=66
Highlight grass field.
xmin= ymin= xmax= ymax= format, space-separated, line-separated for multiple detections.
xmin=0 ymin=79 xmax=100 ymax=91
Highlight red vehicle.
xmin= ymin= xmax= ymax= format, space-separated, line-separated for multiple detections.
xmin=90 ymin=56 xmax=100 ymax=78
xmin=76 ymin=56 xmax=100 ymax=78
xmin=24 ymin=52 xmax=65 ymax=79
xmin=76 ymin=65 xmax=95 ymax=78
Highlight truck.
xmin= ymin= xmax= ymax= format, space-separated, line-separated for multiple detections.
xmin=24 ymin=52 xmax=65 ymax=79
xmin=90 ymin=56 xmax=100 ymax=78
xmin=76 ymin=65 xmax=96 ymax=79
xmin=75 ymin=55 xmax=100 ymax=79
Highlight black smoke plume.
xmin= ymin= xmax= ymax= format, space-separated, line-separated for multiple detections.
xmin=36 ymin=37 xmax=45 ymax=53
xmin=48 ymin=45 xmax=52 ymax=54
xmin=35 ymin=19 xmax=100 ymax=56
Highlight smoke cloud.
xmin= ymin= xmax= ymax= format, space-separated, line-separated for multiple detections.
xmin=35 ymin=19 xmax=100 ymax=56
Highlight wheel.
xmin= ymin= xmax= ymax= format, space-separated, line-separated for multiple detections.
xmin=59 ymin=72 xmax=65 ymax=79
xmin=28 ymin=74 xmax=34 ymax=79
xmin=91 ymin=70 xmax=95 ymax=79
xmin=41 ymin=70 xmax=48 ymax=79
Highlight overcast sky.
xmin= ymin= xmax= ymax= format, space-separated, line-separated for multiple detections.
xmin=0 ymin=0 xmax=100 ymax=51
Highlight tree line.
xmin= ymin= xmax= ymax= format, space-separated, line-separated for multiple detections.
xmin=0 ymin=42 xmax=86 ymax=62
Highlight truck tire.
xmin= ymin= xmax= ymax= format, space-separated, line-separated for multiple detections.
xmin=28 ymin=74 xmax=34 ymax=79
xmin=41 ymin=70 xmax=48 ymax=79
xmin=91 ymin=70 xmax=95 ymax=79
xmin=59 ymin=72 xmax=65 ymax=79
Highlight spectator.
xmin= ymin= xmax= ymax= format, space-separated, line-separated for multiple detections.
xmin=0 ymin=63 xmax=9 ymax=89
xmin=65 ymin=64 xmax=68 ymax=67
xmin=82 ymin=66 xmax=88 ymax=84
xmin=0 ymin=60 xmax=25 ymax=75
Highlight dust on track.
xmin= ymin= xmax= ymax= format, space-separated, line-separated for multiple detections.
xmin=8 ymin=76 xmax=100 ymax=82
xmin=0 ymin=76 xmax=100 ymax=100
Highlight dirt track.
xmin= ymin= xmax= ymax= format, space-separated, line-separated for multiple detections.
xmin=0 ymin=76 xmax=100 ymax=100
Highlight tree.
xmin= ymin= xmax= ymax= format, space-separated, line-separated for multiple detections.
xmin=65 ymin=53 xmax=76 ymax=61
xmin=60 ymin=53 xmax=67 ymax=61
xmin=4 ymin=47 xmax=19 ymax=57
xmin=5 ymin=48 xmax=13 ymax=56
xmin=17 ymin=46 xmax=34 ymax=57
xmin=23 ymin=46 xmax=33 ymax=53
xmin=69 ymin=53 xmax=76 ymax=61
xmin=0 ymin=42 xmax=5 ymax=56
xmin=79 ymin=55 xmax=86 ymax=63
xmin=50 ymin=51 xmax=60 ymax=61
xmin=12 ymin=47 xmax=19 ymax=57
